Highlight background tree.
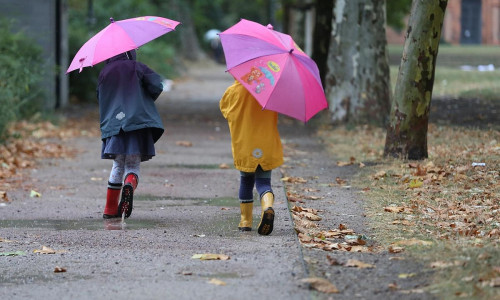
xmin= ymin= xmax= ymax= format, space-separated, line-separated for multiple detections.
xmin=324 ymin=0 xmax=391 ymax=125
xmin=311 ymin=0 xmax=332 ymax=86
xmin=386 ymin=0 xmax=412 ymax=30
xmin=313 ymin=0 xmax=410 ymax=87
xmin=384 ymin=0 xmax=448 ymax=159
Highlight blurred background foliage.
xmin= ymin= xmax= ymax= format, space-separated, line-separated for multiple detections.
xmin=0 ymin=18 xmax=45 ymax=141
xmin=67 ymin=0 xmax=273 ymax=103
xmin=0 ymin=0 xmax=413 ymax=141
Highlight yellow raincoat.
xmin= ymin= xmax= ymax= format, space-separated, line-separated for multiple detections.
xmin=220 ymin=80 xmax=283 ymax=172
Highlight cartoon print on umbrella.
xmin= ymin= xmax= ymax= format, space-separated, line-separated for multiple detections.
xmin=219 ymin=19 xmax=327 ymax=122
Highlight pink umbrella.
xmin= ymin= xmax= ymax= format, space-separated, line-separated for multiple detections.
xmin=219 ymin=19 xmax=328 ymax=122
xmin=67 ymin=16 xmax=180 ymax=73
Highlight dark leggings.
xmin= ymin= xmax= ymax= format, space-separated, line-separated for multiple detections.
xmin=239 ymin=166 xmax=272 ymax=203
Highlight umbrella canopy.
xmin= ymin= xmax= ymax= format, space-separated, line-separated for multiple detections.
xmin=67 ymin=16 xmax=180 ymax=73
xmin=219 ymin=19 xmax=327 ymax=122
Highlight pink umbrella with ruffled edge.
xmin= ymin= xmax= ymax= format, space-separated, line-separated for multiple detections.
xmin=67 ymin=16 xmax=180 ymax=73
xmin=219 ymin=19 xmax=327 ymax=122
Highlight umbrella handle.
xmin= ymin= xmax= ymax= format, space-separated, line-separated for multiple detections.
xmin=110 ymin=17 xmax=114 ymax=23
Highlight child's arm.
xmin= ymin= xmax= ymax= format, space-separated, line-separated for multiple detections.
xmin=140 ymin=64 xmax=163 ymax=101
xmin=219 ymin=87 xmax=233 ymax=120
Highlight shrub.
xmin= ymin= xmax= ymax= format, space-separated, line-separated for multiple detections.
xmin=0 ymin=18 xmax=44 ymax=142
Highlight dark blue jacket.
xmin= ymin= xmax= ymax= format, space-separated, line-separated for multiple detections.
xmin=97 ymin=51 xmax=164 ymax=142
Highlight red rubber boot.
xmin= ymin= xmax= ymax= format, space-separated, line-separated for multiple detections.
xmin=103 ymin=182 xmax=122 ymax=218
xmin=118 ymin=173 xmax=138 ymax=218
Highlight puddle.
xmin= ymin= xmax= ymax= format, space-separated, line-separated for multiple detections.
xmin=135 ymin=195 xmax=241 ymax=207
xmin=0 ymin=219 xmax=166 ymax=231
xmin=197 ymin=197 xmax=241 ymax=207
xmin=197 ymin=272 xmax=252 ymax=279
xmin=0 ymin=273 xmax=93 ymax=285
xmin=155 ymin=164 xmax=230 ymax=169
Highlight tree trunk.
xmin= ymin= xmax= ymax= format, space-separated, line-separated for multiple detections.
xmin=325 ymin=0 xmax=391 ymax=125
xmin=384 ymin=0 xmax=448 ymax=160
xmin=169 ymin=0 xmax=202 ymax=61
xmin=311 ymin=0 xmax=333 ymax=86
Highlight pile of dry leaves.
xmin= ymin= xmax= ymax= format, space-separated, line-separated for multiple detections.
xmin=0 ymin=118 xmax=99 ymax=201
xmin=316 ymin=124 xmax=500 ymax=297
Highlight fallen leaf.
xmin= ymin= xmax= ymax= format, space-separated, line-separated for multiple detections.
xmin=389 ymin=256 xmax=405 ymax=261
xmin=34 ymin=246 xmax=56 ymax=254
xmin=398 ymin=273 xmax=416 ymax=279
xmin=304 ymin=195 xmax=322 ymax=200
xmin=430 ymin=261 xmax=456 ymax=269
xmin=489 ymin=277 xmax=500 ymax=287
xmin=335 ymin=177 xmax=347 ymax=185
xmin=384 ymin=206 xmax=405 ymax=213
xmin=191 ymin=253 xmax=230 ymax=260
xmin=373 ymin=170 xmax=386 ymax=179
xmin=413 ymin=164 xmax=427 ymax=176
xmin=345 ymin=259 xmax=375 ymax=269
xmin=0 ymin=251 xmax=26 ymax=256
xmin=208 ymin=278 xmax=227 ymax=286
xmin=30 ymin=190 xmax=41 ymax=198
xmin=54 ymin=266 xmax=67 ymax=273
xmin=299 ymin=277 xmax=339 ymax=294
xmin=0 ymin=191 xmax=8 ymax=202
xmin=409 ymin=179 xmax=423 ymax=189
xmin=176 ymin=140 xmax=193 ymax=147
xmin=336 ymin=161 xmax=353 ymax=167
xmin=219 ymin=163 xmax=230 ymax=169
xmin=294 ymin=217 xmax=319 ymax=229
xmin=388 ymin=246 xmax=405 ymax=253
xmin=348 ymin=246 xmax=371 ymax=253
xmin=326 ymin=255 xmax=340 ymax=265
xmin=300 ymin=212 xmax=322 ymax=221
xmin=281 ymin=176 xmax=307 ymax=184
xmin=287 ymin=196 xmax=305 ymax=203
xmin=90 ymin=177 xmax=103 ymax=181
xmin=391 ymin=220 xmax=413 ymax=226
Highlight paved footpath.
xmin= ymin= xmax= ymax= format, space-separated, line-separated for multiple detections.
xmin=1 ymin=62 xmax=433 ymax=300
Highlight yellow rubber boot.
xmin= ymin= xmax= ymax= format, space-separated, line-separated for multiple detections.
xmin=257 ymin=192 xmax=275 ymax=235
xmin=238 ymin=202 xmax=253 ymax=231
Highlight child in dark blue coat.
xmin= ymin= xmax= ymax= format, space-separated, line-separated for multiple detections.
xmin=97 ymin=50 xmax=164 ymax=219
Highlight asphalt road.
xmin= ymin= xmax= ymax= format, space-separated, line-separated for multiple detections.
xmin=0 ymin=61 xmax=434 ymax=300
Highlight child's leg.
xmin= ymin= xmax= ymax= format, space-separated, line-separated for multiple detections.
xmin=118 ymin=154 xmax=141 ymax=218
xmin=103 ymin=155 xmax=125 ymax=218
xmin=255 ymin=167 xmax=272 ymax=197
xmin=238 ymin=172 xmax=255 ymax=231
xmin=255 ymin=166 xmax=274 ymax=235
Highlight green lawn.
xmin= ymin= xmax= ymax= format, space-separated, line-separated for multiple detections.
xmin=388 ymin=45 xmax=500 ymax=100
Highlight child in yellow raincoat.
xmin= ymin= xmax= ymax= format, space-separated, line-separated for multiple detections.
xmin=220 ymin=80 xmax=283 ymax=235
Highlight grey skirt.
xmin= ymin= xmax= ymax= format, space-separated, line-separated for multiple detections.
xmin=101 ymin=128 xmax=156 ymax=162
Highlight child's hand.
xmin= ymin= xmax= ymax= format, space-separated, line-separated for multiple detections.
xmin=161 ymin=79 xmax=173 ymax=92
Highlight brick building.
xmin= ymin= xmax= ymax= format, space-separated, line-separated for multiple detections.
xmin=387 ymin=0 xmax=500 ymax=45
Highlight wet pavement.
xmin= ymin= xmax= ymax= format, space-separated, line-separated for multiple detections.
xmin=1 ymin=61 xmax=434 ymax=300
